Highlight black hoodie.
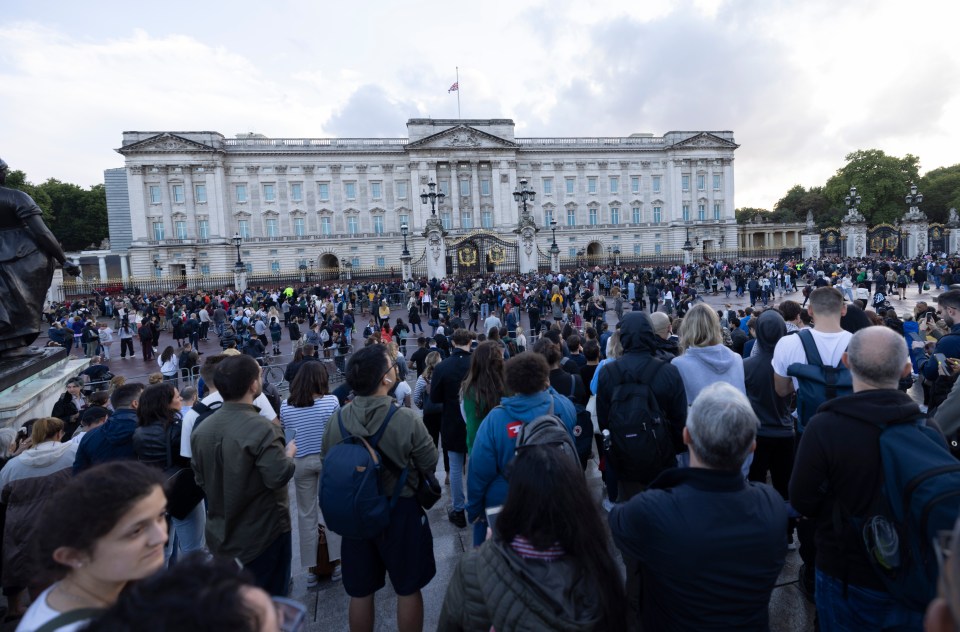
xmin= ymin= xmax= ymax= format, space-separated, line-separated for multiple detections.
xmin=789 ymin=389 xmax=928 ymax=591
xmin=743 ymin=311 xmax=793 ymax=438
xmin=596 ymin=312 xmax=688 ymax=454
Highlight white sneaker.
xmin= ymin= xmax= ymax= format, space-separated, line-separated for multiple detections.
xmin=331 ymin=564 xmax=342 ymax=582
xmin=307 ymin=572 xmax=319 ymax=587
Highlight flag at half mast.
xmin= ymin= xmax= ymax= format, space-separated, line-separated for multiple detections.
xmin=448 ymin=82 xmax=459 ymax=93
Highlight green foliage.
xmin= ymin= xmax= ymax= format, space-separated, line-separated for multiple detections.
xmin=920 ymin=164 xmax=960 ymax=224
xmin=823 ymin=149 xmax=920 ymax=225
xmin=4 ymin=171 xmax=108 ymax=251
xmin=735 ymin=207 xmax=770 ymax=224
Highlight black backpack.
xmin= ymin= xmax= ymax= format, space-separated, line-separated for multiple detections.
xmin=512 ymin=399 xmax=580 ymax=471
xmin=565 ymin=374 xmax=594 ymax=463
xmin=603 ymin=359 xmax=676 ymax=484
xmin=190 ymin=401 xmax=223 ymax=433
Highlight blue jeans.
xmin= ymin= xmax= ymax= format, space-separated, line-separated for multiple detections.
xmin=815 ymin=569 xmax=923 ymax=631
xmin=448 ymin=451 xmax=466 ymax=512
xmin=171 ymin=500 xmax=206 ymax=556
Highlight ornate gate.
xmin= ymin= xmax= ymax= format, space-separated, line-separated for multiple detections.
xmin=820 ymin=228 xmax=841 ymax=256
xmin=447 ymin=231 xmax=519 ymax=277
xmin=867 ymin=224 xmax=900 ymax=257
xmin=929 ymin=224 xmax=946 ymax=254
xmin=410 ymin=249 xmax=428 ymax=280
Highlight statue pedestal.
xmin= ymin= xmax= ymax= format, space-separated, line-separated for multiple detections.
xmin=400 ymin=254 xmax=412 ymax=282
xmin=0 ymin=349 xmax=91 ymax=429
xmin=234 ymin=269 xmax=247 ymax=292
xmin=423 ymin=218 xmax=447 ymax=280
xmin=802 ymin=232 xmax=820 ymax=259
xmin=683 ymin=247 xmax=693 ymax=265
xmin=550 ymin=246 xmax=560 ymax=273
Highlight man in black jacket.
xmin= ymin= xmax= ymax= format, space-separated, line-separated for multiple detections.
xmin=610 ymin=383 xmax=787 ymax=631
xmin=789 ymin=326 xmax=926 ymax=629
xmin=430 ymin=328 xmax=475 ymax=528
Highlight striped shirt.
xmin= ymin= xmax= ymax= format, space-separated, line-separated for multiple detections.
xmin=510 ymin=535 xmax=565 ymax=561
xmin=279 ymin=395 xmax=340 ymax=458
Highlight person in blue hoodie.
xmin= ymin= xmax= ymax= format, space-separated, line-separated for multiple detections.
xmin=466 ymin=352 xmax=576 ymax=546
xmin=73 ymin=382 xmax=144 ymax=473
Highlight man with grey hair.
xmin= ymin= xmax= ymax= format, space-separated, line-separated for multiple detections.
xmin=609 ymin=382 xmax=787 ymax=631
xmin=790 ymin=326 xmax=928 ymax=629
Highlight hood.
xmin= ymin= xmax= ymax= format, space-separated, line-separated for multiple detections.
xmin=818 ymin=389 xmax=920 ymax=425
xmin=499 ymin=390 xmax=555 ymax=418
xmin=19 ymin=440 xmax=75 ymax=468
xmin=903 ymin=320 xmax=920 ymax=335
xmin=655 ymin=335 xmax=679 ymax=358
xmin=680 ymin=345 xmax=739 ymax=374
xmin=755 ymin=310 xmax=787 ymax=354
xmin=340 ymin=395 xmax=394 ymax=436
xmin=619 ymin=312 xmax=658 ymax=354
xmin=103 ymin=409 xmax=138 ymax=445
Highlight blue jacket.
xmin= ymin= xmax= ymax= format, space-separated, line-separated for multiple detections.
xmin=466 ymin=388 xmax=576 ymax=523
xmin=73 ymin=408 xmax=138 ymax=473
xmin=921 ymin=324 xmax=960 ymax=380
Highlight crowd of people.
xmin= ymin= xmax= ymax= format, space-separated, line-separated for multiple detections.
xmin=4 ymin=251 xmax=960 ymax=631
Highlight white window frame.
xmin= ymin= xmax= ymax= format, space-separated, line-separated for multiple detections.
xmin=344 ymin=182 xmax=356 ymax=200
xmin=153 ymin=221 xmax=164 ymax=241
xmin=371 ymin=181 xmax=382 ymax=199
xmin=632 ymin=207 xmax=641 ymax=224
xmin=294 ymin=217 xmax=305 ymax=237
xmin=630 ymin=176 xmax=640 ymax=194
xmin=235 ymin=184 xmax=247 ymax=203
xmin=238 ymin=219 xmax=250 ymax=238
xmin=263 ymin=183 xmax=276 ymax=202
xmin=609 ymin=176 xmax=619 ymax=194
xmin=652 ymin=176 xmax=661 ymax=194
xmin=290 ymin=182 xmax=303 ymax=202
xmin=172 ymin=184 xmax=185 ymax=204
xmin=318 ymin=183 xmax=330 ymax=201
xmin=175 ymin=220 xmax=187 ymax=239
xmin=194 ymin=184 xmax=207 ymax=204
xmin=321 ymin=216 xmax=332 ymax=236
xmin=542 ymin=178 xmax=552 ymax=195
xmin=149 ymin=186 xmax=161 ymax=204
xmin=347 ymin=216 xmax=358 ymax=234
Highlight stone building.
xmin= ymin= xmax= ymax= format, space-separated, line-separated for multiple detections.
xmin=110 ymin=118 xmax=739 ymax=280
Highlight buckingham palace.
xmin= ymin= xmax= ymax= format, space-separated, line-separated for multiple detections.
xmin=105 ymin=118 xmax=741 ymax=281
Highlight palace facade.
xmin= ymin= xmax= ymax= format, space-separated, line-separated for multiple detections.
xmin=109 ymin=118 xmax=742 ymax=279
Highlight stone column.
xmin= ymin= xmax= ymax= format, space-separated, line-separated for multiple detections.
xmin=449 ymin=163 xmax=459 ymax=225
xmin=948 ymin=209 xmax=959 ymax=254
xmin=47 ymin=267 xmax=64 ymax=306
xmin=516 ymin=222 xmax=538 ymax=274
xmin=802 ymin=233 xmax=820 ymax=259
xmin=119 ymin=255 xmax=130 ymax=283
xmin=234 ymin=268 xmax=247 ymax=292
xmin=424 ymin=217 xmax=447 ymax=280
xmin=550 ymin=245 xmax=560 ymax=273
xmin=400 ymin=253 xmax=412 ymax=282
xmin=470 ymin=161 xmax=481 ymax=221
xmin=97 ymin=255 xmax=108 ymax=280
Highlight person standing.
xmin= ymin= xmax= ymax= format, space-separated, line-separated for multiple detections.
xmin=430 ymin=329 xmax=475 ymax=528
xmin=191 ymin=354 xmax=297 ymax=596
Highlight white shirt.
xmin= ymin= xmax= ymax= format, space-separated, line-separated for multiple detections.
xmin=180 ymin=391 xmax=277 ymax=458
xmin=394 ymin=380 xmax=412 ymax=407
xmin=771 ymin=328 xmax=853 ymax=390
xmin=16 ymin=584 xmax=90 ymax=632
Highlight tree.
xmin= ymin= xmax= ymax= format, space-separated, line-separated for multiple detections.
xmin=735 ymin=207 xmax=770 ymax=224
xmin=774 ymin=185 xmax=806 ymax=216
xmin=38 ymin=179 xmax=108 ymax=251
xmin=920 ymin=164 xmax=960 ymax=224
xmin=823 ymin=149 xmax=921 ymax=226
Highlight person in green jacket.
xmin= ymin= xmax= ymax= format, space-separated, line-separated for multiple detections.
xmin=460 ymin=341 xmax=506 ymax=455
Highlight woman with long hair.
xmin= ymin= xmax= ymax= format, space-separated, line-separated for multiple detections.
xmin=385 ymin=342 xmax=411 ymax=408
xmin=132 ymin=383 xmax=205 ymax=558
xmin=413 ymin=351 xmax=445 ymax=476
xmin=279 ymin=362 xmax=341 ymax=585
xmin=460 ymin=341 xmax=506 ymax=457
xmin=18 ymin=461 xmax=167 ymax=631
xmin=439 ymin=443 xmax=627 ymax=631
xmin=157 ymin=346 xmax=179 ymax=384
xmin=672 ymin=303 xmax=745 ymax=406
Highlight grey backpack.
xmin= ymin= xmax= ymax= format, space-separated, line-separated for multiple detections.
xmin=513 ymin=399 xmax=580 ymax=469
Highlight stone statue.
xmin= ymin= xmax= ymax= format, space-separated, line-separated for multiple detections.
xmin=0 ymin=158 xmax=81 ymax=356
xmin=949 ymin=208 xmax=959 ymax=227
xmin=806 ymin=210 xmax=815 ymax=231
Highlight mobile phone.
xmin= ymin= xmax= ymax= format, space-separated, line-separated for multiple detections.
xmin=283 ymin=427 xmax=297 ymax=444
xmin=485 ymin=505 xmax=503 ymax=535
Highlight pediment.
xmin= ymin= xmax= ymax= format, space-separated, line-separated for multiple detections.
xmin=406 ymin=125 xmax=518 ymax=150
xmin=669 ymin=132 xmax=739 ymax=150
xmin=118 ymin=133 xmax=220 ymax=155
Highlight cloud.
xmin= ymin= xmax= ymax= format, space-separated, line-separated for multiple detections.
xmin=324 ymin=85 xmax=421 ymax=137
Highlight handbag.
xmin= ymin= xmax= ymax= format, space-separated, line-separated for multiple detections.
xmin=309 ymin=524 xmax=336 ymax=577
xmin=163 ymin=423 xmax=205 ymax=520
xmin=415 ymin=469 xmax=443 ymax=509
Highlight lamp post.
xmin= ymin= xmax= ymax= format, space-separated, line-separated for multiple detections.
xmin=844 ymin=185 xmax=862 ymax=216
xmin=905 ymin=183 xmax=924 ymax=213
xmin=682 ymin=226 xmax=694 ymax=265
xmin=232 ymin=233 xmax=244 ymax=271
xmin=613 ymin=246 xmax=621 ymax=267
xmin=512 ymin=178 xmax=536 ymax=218
xmin=309 ymin=260 xmax=314 ymax=283
xmin=895 ymin=219 xmax=902 ymax=259
xmin=400 ymin=223 xmax=410 ymax=257
xmin=152 ymin=258 xmax=161 ymax=272
xmin=400 ymin=222 xmax=412 ymax=281
xmin=420 ymin=181 xmax=445 ymax=216
xmin=299 ymin=263 xmax=307 ymax=284
xmin=549 ymin=218 xmax=558 ymax=248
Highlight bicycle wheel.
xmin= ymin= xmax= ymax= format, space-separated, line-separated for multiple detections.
xmin=264 ymin=365 xmax=284 ymax=385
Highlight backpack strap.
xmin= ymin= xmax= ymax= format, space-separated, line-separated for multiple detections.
xmin=797 ymin=329 xmax=826 ymax=369
xmin=34 ymin=607 xmax=105 ymax=632
xmin=568 ymin=374 xmax=577 ymax=399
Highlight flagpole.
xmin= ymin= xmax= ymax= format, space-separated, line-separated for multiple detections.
xmin=456 ymin=66 xmax=461 ymax=119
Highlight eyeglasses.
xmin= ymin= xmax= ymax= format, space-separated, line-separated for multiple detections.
xmin=271 ymin=597 xmax=307 ymax=632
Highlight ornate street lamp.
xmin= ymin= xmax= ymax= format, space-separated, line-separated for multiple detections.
xmin=549 ymin=218 xmax=558 ymax=248
xmin=420 ymin=181 xmax=445 ymax=216
xmin=401 ymin=223 xmax=410 ymax=257
xmin=152 ymin=258 xmax=161 ymax=272
xmin=513 ymin=178 xmax=536 ymax=217
xmin=232 ymin=232 xmax=244 ymax=272
xmin=905 ymin=183 xmax=923 ymax=212
xmin=299 ymin=262 xmax=307 ymax=283
xmin=682 ymin=226 xmax=694 ymax=252
xmin=844 ymin=186 xmax=862 ymax=215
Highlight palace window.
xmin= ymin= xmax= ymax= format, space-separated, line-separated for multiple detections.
xmin=266 ymin=218 xmax=278 ymax=237
xmin=318 ymin=183 xmax=330 ymax=201
xmin=347 ymin=216 xmax=358 ymax=234
xmin=371 ymin=181 xmax=382 ymax=199
xmin=697 ymin=174 xmax=705 ymax=191
xmin=172 ymin=184 xmax=185 ymax=204
xmin=149 ymin=186 xmax=161 ymax=204
xmin=290 ymin=182 xmax=303 ymax=202
xmin=589 ymin=208 xmax=598 ymax=225
xmin=588 ymin=177 xmax=597 ymax=194
xmin=714 ymin=203 xmax=722 ymax=220
xmin=373 ymin=215 xmax=384 ymax=235
xmin=631 ymin=176 xmax=640 ymax=194
xmin=682 ymin=205 xmax=690 ymax=221
xmin=611 ymin=207 xmax=620 ymax=225
xmin=441 ymin=212 xmax=452 ymax=230
xmin=461 ymin=212 xmax=473 ymax=230
xmin=482 ymin=211 xmax=493 ymax=229
xmin=175 ymin=221 xmax=187 ymax=239
xmin=632 ymin=207 xmax=641 ymax=223
xmin=198 ymin=220 xmax=209 ymax=239
xmin=321 ymin=216 xmax=332 ymax=235
xmin=567 ymin=208 xmax=576 ymax=226
xmin=235 ymin=184 xmax=247 ymax=203
xmin=263 ymin=184 xmax=275 ymax=202
xmin=396 ymin=181 xmax=408 ymax=199
xmin=682 ymin=175 xmax=690 ymax=192
xmin=713 ymin=174 xmax=722 ymax=190
xmin=153 ymin=221 xmax=164 ymax=241
xmin=698 ymin=204 xmax=705 ymax=221
xmin=566 ymin=178 xmax=575 ymax=195
xmin=344 ymin=182 xmax=356 ymax=200
xmin=294 ymin=217 xmax=305 ymax=236
xmin=459 ymin=180 xmax=470 ymax=197
xmin=653 ymin=206 xmax=662 ymax=223
xmin=609 ymin=177 xmax=619 ymax=194
xmin=542 ymin=178 xmax=552 ymax=195
xmin=652 ymin=176 xmax=661 ymax=194
xmin=194 ymin=184 xmax=207 ymax=204
xmin=238 ymin=219 xmax=250 ymax=238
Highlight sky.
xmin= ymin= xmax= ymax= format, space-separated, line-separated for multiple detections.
xmin=2 ymin=0 xmax=958 ymax=210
